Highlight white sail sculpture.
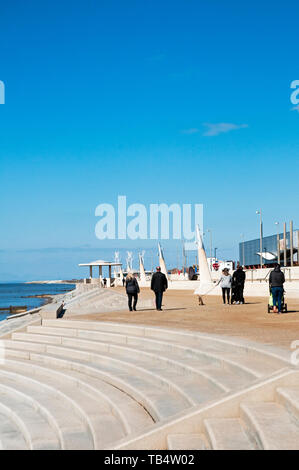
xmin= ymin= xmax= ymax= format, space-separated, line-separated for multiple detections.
xmin=139 ymin=251 xmax=147 ymax=286
xmin=194 ymin=225 xmax=215 ymax=296
xmin=158 ymin=242 xmax=168 ymax=278
xmin=114 ymin=251 xmax=124 ymax=282
xmin=126 ymin=251 xmax=133 ymax=273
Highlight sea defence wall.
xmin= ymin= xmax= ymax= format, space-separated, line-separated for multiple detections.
xmin=167 ymin=279 xmax=299 ymax=298
xmin=0 ymin=318 xmax=298 ymax=450
xmin=39 ymin=284 xmax=154 ymax=319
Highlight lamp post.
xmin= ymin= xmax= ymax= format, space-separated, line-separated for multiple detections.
xmin=256 ymin=210 xmax=263 ymax=269
xmin=275 ymin=222 xmax=280 ymax=264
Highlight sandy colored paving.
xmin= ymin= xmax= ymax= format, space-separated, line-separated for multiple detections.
xmin=71 ymin=287 xmax=299 ymax=350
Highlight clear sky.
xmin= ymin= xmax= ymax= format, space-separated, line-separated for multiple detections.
xmin=0 ymin=0 xmax=299 ymax=280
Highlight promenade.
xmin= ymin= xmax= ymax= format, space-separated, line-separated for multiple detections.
xmin=75 ymin=287 xmax=299 ymax=350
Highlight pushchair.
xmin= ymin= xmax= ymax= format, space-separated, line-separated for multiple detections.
xmin=267 ymin=289 xmax=287 ymax=313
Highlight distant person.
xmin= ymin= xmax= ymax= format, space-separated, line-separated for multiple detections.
xmin=217 ymin=268 xmax=232 ymax=305
xmin=56 ymin=301 xmax=66 ymax=319
xmin=269 ymin=264 xmax=285 ymax=314
xmin=103 ymin=278 xmax=107 ymax=288
xmin=232 ymin=266 xmax=246 ymax=304
xmin=122 ymin=277 xmax=125 ymax=287
xmin=125 ymin=272 xmax=140 ymax=311
xmin=151 ymin=266 xmax=168 ymax=311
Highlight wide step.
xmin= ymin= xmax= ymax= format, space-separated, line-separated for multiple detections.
xmin=0 ymin=385 xmax=60 ymax=450
xmin=204 ymin=418 xmax=255 ymax=450
xmin=0 ymin=411 xmax=28 ymax=450
xmin=167 ymin=433 xmax=208 ymax=450
xmin=1 ymin=357 xmax=154 ymax=437
xmin=240 ymin=402 xmax=299 ymax=450
xmin=3 ymin=348 xmax=191 ymax=421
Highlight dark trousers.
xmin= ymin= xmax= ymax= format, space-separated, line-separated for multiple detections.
xmin=235 ymin=285 xmax=244 ymax=303
xmin=127 ymin=293 xmax=138 ymax=310
xmin=222 ymin=288 xmax=230 ymax=304
xmin=155 ymin=291 xmax=163 ymax=310
xmin=272 ymin=286 xmax=283 ymax=312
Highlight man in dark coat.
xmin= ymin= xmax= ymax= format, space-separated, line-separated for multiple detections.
xmin=269 ymin=264 xmax=285 ymax=313
xmin=151 ymin=266 xmax=168 ymax=311
xmin=232 ymin=266 xmax=246 ymax=304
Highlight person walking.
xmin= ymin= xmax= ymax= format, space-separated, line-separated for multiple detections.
xmin=269 ymin=264 xmax=285 ymax=314
xmin=151 ymin=266 xmax=168 ymax=311
xmin=217 ymin=268 xmax=232 ymax=304
xmin=232 ymin=265 xmax=246 ymax=304
xmin=125 ymin=272 xmax=140 ymax=311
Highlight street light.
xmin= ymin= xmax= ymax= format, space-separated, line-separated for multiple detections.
xmin=275 ymin=222 xmax=280 ymax=264
xmin=256 ymin=210 xmax=263 ymax=269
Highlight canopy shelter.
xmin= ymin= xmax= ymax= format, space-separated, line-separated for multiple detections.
xmin=78 ymin=260 xmax=122 ymax=287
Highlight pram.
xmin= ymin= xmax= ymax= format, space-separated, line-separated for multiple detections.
xmin=267 ymin=290 xmax=288 ymax=313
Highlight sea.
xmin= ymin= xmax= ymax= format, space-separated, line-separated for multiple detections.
xmin=0 ymin=282 xmax=76 ymax=321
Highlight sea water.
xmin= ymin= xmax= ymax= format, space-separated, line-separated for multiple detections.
xmin=0 ymin=283 xmax=75 ymax=321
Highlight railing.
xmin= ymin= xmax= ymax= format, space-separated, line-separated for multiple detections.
xmin=246 ymin=267 xmax=299 ymax=283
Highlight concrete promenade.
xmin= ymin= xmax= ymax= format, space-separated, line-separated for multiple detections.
xmin=0 ymin=285 xmax=298 ymax=450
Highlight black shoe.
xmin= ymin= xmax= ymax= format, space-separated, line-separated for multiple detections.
xmin=129 ymin=308 xmax=133 ymax=311
xmin=133 ymin=308 xmax=137 ymax=311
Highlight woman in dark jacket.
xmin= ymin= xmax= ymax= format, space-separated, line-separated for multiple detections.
xmin=125 ymin=272 xmax=140 ymax=311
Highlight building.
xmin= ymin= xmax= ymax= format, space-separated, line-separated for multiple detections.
xmin=239 ymin=230 xmax=299 ymax=268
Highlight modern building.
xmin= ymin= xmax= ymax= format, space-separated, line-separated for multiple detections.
xmin=239 ymin=229 xmax=299 ymax=268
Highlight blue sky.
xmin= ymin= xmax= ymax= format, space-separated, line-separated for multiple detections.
xmin=0 ymin=0 xmax=299 ymax=280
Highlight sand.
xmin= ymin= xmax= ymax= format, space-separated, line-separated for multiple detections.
xmin=71 ymin=287 xmax=299 ymax=351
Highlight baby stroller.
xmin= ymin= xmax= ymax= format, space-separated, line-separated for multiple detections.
xmin=267 ymin=289 xmax=287 ymax=313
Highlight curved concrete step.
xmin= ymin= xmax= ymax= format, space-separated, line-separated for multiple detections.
xmin=1 ymin=357 xmax=154 ymax=437
xmin=11 ymin=341 xmax=197 ymax=405
xmin=0 ymin=368 xmax=124 ymax=449
xmin=3 ymin=348 xmax=191 ymax=422
xmin=204 ymin=418 xmax=256 ymax=450
xmin=8 ymin=334 xmax=232 ymax=400
xmin=276 ymin=387 xmax=299 ymax=422
xmin=0 ymin=384 xmax=60 ymax=449
xmin=27 ymin=323 xmax=286 ymax=379
xmin=0 ymin=411 xmax=29 ymax=450
xmin=167 ymin=433 xmax=208 ymax=450
xmin=42 ymin=319 xmax=289 ymax=363
xmin=17 ymin=325 xmax=269 ymax=382
xmin=240 ymin=402 xmax=299 ymax=450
